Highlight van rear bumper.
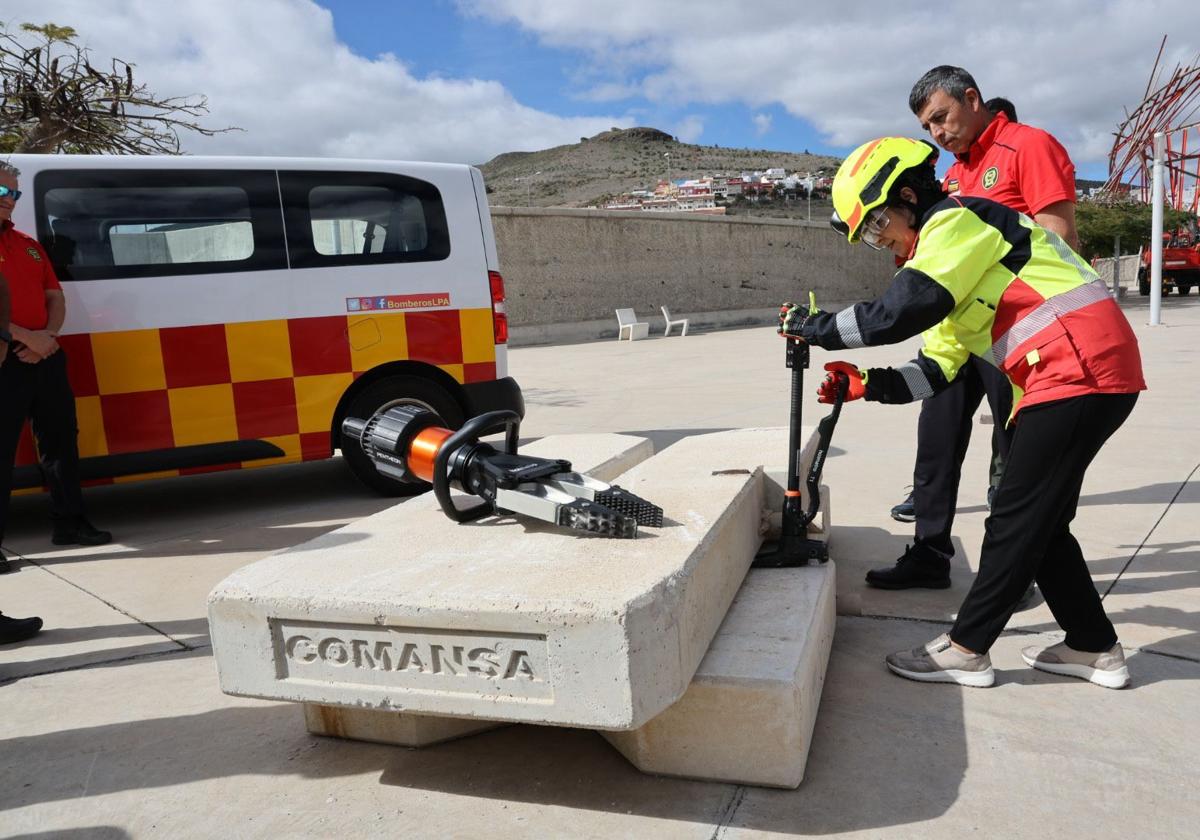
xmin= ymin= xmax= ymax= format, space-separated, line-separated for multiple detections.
xmin=461 ymin=376 xmax=525 ymax=419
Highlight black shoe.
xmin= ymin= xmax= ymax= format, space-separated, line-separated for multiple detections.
xmin=1015 ymin=582 xmax=1038 ymax=611
xmin=890 ymin=491 xmax=916 ymax=523
xmin=51 ymin=518 xmax=112 ymax=546
xmin=866 ymin=543 xmax=952 ymax=590
xmin=0 ymin=612 xmax=44 ymax=645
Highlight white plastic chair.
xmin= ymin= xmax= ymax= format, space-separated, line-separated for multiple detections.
xmin=615 ymin=308 xmax=650 ymax=341
xmin=661 ymin=306 xmax=689 ymax=337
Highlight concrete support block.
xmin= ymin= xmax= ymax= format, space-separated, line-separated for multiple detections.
xmin=209 ymin=429 xmax=785 ymax=730
xmin=293 ymin=434 xmax=654 ymax=748
xmin=602 ymin=562 xmax=836 ymax=789
xmin=302 ymin=703 xmax=502 ymax=747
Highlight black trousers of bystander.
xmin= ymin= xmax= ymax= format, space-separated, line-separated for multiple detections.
xmin=0 ymin=350 xmax=85 ymax=544
xmin=913 ymin=356 xmax=1014 ymax=557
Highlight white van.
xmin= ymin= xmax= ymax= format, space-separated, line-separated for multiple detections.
xmin=9 ymin=154 xmax=523 ymax=495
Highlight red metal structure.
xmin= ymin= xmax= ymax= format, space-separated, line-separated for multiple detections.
xmin=1105 ymin=36 xmax=1200 ymax=212
xmin=1105 ymin=37 xmax=1200 ymax=296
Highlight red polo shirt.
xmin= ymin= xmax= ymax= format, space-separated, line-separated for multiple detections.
xmin=0 ymin=219 xmax=60 ymax=330
xmin=943 ymin=112 xmax=1076 ymax=215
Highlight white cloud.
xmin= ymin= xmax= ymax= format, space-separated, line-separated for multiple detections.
xmin=2 ymin=0 xmax=632 ymax=163
xmin=465 ymin=0 xmax=1200 ymax=164
xmin=673 ymin=115 xmax=705 ymax=143
xmin=753 ymin=113 xmax=773 ymax=136
xmin=574 ymin=81 xmax=642 ymax=102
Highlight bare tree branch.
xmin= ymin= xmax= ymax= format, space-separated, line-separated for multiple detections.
xmin=1 ymin=21 xmax=240 ymax=155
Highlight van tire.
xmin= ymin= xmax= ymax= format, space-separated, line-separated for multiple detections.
xmin=340 ymin=375 xmax=464 ymax=496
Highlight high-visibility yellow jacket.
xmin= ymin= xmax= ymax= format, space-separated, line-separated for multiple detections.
xmin=802 ymin=195 xmax=1145 ymax=418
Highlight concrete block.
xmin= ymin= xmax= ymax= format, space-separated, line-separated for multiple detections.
xmin=302 ymin=703 xmax=502 ymax=747
xmin=208 ymin=428 xmax=785 ymax=730
xmin=603 ymin=562 xmax=836 ymax=789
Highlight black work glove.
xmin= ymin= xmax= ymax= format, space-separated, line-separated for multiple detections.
xmin=777 ymin=301 xmax=827 ymax=340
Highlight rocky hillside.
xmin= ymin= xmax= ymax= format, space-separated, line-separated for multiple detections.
xmin=478 ymin=126 xmax=842 ymax=212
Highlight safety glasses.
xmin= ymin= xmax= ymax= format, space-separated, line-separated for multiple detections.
xmin=0 ymin=185 xmax=21 ymax=201
xmin=860 ymin=207 xmax=891 ymax=250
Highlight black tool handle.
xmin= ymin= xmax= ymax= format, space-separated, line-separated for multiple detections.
xmin=804 ymin=372 xmax=848 ymax=524
xmin=433 ymin=410 xmax=522 ymax=523
xmin=784 ymin=338 xmax=810 ymax=497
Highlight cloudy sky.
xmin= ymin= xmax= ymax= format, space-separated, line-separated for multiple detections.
xmin=5 ymin=0 xmax=1200 ymax=178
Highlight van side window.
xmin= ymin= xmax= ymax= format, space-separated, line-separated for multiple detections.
xmin=280 ymin=171 xmax=451 ymax=268
xmin=33 ymin=169 xmax=287 ymax=282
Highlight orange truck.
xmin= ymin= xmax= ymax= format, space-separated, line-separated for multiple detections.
xmin=1138 ymin=224 xmax=1200 ymax=296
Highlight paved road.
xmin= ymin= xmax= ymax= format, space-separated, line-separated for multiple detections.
xmin=2 ymin=295 xmax=1197 ymax=838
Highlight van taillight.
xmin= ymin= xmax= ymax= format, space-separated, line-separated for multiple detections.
xmin=489 ymin=270 xmax=508 ymax=345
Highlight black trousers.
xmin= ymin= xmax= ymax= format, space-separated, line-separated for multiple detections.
xmin=950 ymin=392 xmax=1137 ymax=654
xmin=913 ymin=356 xmax=1014 ymax=557
xmin=0 ymin=350 xmax=86 ymax=544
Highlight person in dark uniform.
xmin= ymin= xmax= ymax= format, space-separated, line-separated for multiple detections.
xmin=782 ymin=137 xmax=1143 ymax=688
xmin=0 ymin=199 xmax=44 ymax=644
xmin=0 ymin=160 xmax=110 ymax=572
xmin=873 ymin=67 xmax=1080 ymax=598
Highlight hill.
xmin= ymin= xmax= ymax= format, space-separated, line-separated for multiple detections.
xmin=477 ymin=126 xmax=843 ymax=215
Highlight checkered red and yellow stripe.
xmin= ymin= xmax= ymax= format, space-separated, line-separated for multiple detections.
xmin=15 ymin=308 xmax=497 ymax=488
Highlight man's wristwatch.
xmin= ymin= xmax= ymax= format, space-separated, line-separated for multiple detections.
xmin=0 ymin=327 xmax=12 ymax=345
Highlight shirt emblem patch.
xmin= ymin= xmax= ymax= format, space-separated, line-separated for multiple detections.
xmin=26 ymin=246 xmax=42 ymax=262
xmin=982 ymin=167 xmax=999 ymax=190
xmin=946 ymin=178 xmax=959 ymax=193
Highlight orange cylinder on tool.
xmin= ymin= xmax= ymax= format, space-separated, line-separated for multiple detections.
xmin=406 ymin=426 xmax=453 ymax=483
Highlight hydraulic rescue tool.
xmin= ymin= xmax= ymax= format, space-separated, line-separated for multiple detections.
xmin=754 ymin=292 xmax=848 ymax=567
xmin=342 ymin=407 xmax=663 ymax=538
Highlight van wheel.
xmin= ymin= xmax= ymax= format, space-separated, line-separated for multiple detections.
xmin=340 ymin=375 xmax=464 ymax=496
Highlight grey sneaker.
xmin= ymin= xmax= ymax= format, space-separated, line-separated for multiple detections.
xmin=885 ymin=633 xmax=995 ymax=687
xmin=1021 ymin=641 xmax=1130 ymax=689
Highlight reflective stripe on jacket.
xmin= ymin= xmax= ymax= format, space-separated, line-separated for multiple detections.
xmin=802 ymin=195 xmax=1145 ymax=418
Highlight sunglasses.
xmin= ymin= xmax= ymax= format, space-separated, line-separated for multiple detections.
xmin=0 ymin=185 xmax=22 ymax=201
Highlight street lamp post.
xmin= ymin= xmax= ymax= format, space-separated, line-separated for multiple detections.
xmin=663 ymin=153 xmax=671 ymax=192
xmin=1150 ymin=132 xmax=1165 ymax=326
xmin=515 ymin=171 xmax=542 ymax=207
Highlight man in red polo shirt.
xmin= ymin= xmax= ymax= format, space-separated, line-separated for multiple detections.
xmin=0 ymin=160 xmax=110 ymax=570
xmin=0 ymin=254 xmax=44 ymax=641
xmin=866 ymin=66 xmax=1080 ymax=593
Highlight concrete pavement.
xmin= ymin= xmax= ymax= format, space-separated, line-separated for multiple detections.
xmin=2 ymin=294 xmax=1197 ymax=838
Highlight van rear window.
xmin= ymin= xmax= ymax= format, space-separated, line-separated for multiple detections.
xmin=33 ymin=170 xmax=287 ymax=282
xmin=280 ymin=171 xmax=450 ymax=268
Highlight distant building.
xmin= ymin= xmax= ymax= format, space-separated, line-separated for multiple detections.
xmin=678 ymin=178 xmax=713 ymax=197
xmin=601 ymin=193 xmax=725 ymax=214
xmin=602 ymin=198 xmax=643 ymax=211
xmin=743 ymin=181 xmax=776 ymax=201
xmin=675 ymin=193 xmax=717 ymax=212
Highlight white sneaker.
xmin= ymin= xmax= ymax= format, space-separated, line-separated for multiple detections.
xmin=1021 ymin=641 xmax=1130 ymax=689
